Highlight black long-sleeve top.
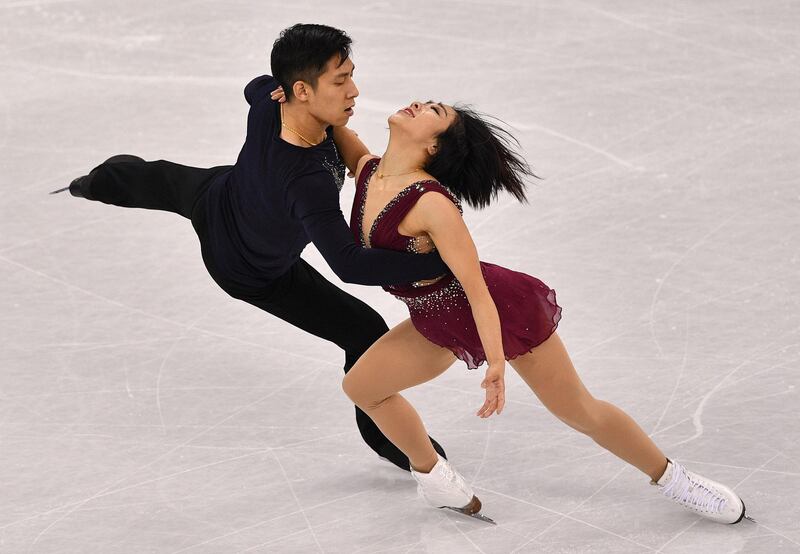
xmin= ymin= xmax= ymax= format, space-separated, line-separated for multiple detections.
xmin=199 ymin=75 xmax=448 ymax=289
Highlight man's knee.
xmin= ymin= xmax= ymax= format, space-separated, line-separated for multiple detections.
xmin=357 ymin=320 xmax=389 ymax=348
xmin=344 ymin=313 xmax=389 ymax=358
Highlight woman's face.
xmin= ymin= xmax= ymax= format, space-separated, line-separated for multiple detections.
xmin=388 ymin=100 xmax=457 ymax=147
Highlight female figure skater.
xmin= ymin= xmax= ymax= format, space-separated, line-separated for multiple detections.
xmin=271 ymin=89 xmax=749 ymax=524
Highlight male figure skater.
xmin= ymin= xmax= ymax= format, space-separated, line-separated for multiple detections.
xmin=52 ymin=24 xmax=448 ymax=471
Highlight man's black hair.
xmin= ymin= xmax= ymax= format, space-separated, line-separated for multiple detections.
xmin=271 ymin=24 xmax=352 ymax=100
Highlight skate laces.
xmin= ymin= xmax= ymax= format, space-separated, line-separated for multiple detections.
xmin=661 ymin=463 xmax=727 ymax=514
xmin=440 ymin=460 xmax=470 ymax=495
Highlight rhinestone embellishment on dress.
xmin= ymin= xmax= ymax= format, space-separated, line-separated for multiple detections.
xmin=396 ymin=277 xmax=467 ymax=313
xmin=358 ymin=160 xmax=462 ymax=248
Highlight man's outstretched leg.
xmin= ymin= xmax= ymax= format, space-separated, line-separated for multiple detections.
xmin=52 ymin=155 xmax=229 ymax=218
xmin=227 ymin=259 xmax=448 ymax=472
xmin=51 ymin=155 xmax=144 ymax=199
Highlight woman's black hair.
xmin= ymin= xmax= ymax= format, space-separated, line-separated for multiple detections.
xmin=424 ymin=105 xmax=536 ymax=209
xmin=270 ymin=24 xmax=352 ymax=100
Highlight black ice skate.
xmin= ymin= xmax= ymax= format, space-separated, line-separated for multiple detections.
xmin=50 ymin=155 xmax=144 ymax=198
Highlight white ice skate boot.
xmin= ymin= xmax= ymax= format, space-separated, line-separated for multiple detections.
xmin=410 ymin=454 xmax=495 ymax=524
xmin=652 ymin=459 xmax=752 ymax=523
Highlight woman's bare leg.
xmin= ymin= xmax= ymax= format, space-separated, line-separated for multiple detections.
xmin=342 ymin=319 xmax=457 ymax=473
xmin=510 ymin=333 xmax=668 ymax=481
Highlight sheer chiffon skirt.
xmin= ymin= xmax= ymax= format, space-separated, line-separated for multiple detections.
xmin=390 ymin=262 xmax=563 ymax=370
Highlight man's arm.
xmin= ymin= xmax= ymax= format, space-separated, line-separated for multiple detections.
xmin=286 ymin=173 xmax=449 ymax=286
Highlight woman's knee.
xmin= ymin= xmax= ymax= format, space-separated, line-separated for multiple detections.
xmin=556 ymin=397 xmax=606 ymax=435
xmin=341 ymin=372 xmax=371 ymax=407
xmin=341 ymin=373 xmax=359 ymax=403
xmin=342 ymin=373 xmax=389 ymax=412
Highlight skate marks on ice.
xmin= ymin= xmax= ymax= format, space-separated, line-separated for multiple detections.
xmin=3 ymin=0 xmax=800 ymax=551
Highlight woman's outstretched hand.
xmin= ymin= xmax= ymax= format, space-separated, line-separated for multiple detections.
xmin=477 ymin=361 xmax=505 ymax=418
xmin=270 ymin=86 xmax=286 ymax=103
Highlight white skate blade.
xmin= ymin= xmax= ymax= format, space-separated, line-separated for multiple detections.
xmin=442 ymin=505 xmax=497 ymax=525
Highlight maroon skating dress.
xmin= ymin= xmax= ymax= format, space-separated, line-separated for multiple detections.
xmin=351 ymin=157 xmax=562 ymax=370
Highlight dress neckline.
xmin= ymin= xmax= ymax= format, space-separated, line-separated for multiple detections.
xmin=359 ymin=159 xmax=437 ymax=248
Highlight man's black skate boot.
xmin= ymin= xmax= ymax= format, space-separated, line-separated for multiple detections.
xmin=50 ymin=155 xmax=144 ymax=198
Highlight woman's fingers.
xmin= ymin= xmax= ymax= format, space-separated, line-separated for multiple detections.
xmin=477 ymin=394 xmax=499 ymax=418
xmin=476 ymin=397 xmax=493 ymax=417
xmin=478 ymin=379 xmax=506 ymax=418
xmin=270 ymin=87 xmax=286 ymax=103
xmin=497 ymin=380 xmax=505 ymax=415
xmin=477 ymin=370 xmax=507 ymax=417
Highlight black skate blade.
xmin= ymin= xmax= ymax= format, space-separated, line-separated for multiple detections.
xmin=49 ymin=186 xmax=70 ymax=194
xmin=734 ymin=499 xmax=756 ymax=524
xmin=442 ymin=506 xmax=497 ymax=525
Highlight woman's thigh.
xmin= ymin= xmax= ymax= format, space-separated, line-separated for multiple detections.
xmin=343 ymin=318 xmax=457 ymax=404
xmin=508 ymin=333 xmax=596 ymax=426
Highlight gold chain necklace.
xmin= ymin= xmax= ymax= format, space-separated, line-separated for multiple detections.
xmin=377 ymin=161 xmax=423 ymax=179
xmin=281 ymin=104 xmax=325 ymax=146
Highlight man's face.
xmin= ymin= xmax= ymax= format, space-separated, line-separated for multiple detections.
xmin=305 ymin=55 xmax=358 ymax=127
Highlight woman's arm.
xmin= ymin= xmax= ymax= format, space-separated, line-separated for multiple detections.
xmin=416 ymin=192 xmax=506 ymax=417
xmin=246 ymin=75 xmax=278 ymax=106
xmin=332 ymin=126 xmax=371 ymax=176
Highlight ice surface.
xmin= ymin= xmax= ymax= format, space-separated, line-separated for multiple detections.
xmin=1 ymin=1 xmax=799 ymax=552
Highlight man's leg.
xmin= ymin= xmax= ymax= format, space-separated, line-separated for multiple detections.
xmin=73 ymin=156 xmax=228 ymax=218
xmin=226 ymin=258 xmax=448 ymax=471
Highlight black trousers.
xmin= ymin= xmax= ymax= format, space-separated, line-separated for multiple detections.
xmin=87 ymin=157 xmax=446 ymax=471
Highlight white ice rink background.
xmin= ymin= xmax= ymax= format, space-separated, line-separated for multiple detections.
xmin=1 ymin=1 xmax=799 ymax=552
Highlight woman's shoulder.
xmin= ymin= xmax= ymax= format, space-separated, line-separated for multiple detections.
xmin=356 ymin=155 xmax=380 ymax=175
xmin=354 ymin=155 xmax=380 ymax=187
xmin=416 ymin=179 xmax=463 ymax=214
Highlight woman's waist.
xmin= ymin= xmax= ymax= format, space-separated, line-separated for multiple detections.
xmin=383 ymin=261 xmax=515 ymax=298
xmin=384 ymin=272 xmax=457 ymax=298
